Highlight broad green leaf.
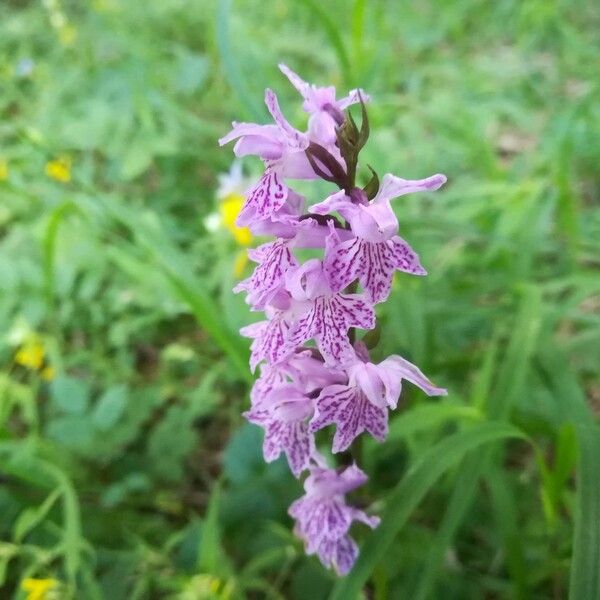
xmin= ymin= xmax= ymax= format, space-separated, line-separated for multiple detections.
xmin=92 ymin=384 xmax=128 ymax=431
xmin=50 ymin=375 xmax=90 ymax=415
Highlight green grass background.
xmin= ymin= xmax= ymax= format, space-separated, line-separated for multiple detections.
xmin=1 ymin=0 xmax=599 ymax=598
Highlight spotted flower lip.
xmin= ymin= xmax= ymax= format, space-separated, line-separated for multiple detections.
xmin=222 ymin=64 xmax=446 ymax=576
xmin=289 ymin=464 xmax=379 ymax=574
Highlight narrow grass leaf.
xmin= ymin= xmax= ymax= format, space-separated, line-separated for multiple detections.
xmin=216 ymin=0 xmax=266 ymax=121
xmin=330 ymin=422 xmax=528 ymax=600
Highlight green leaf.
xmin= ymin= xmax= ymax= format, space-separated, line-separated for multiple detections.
xmin=92 ymin=384 xmax=128 ymax=431
xmin=330 ymin=422 xmax=528 ymax=599
xmin=198 ymin=482 xmax=232 ymax=578
xmin=46 ymin=415 xmax=95 ymax=451
xmin=13 ymin=487 xmax=61 ymax=543
xmin=537 ymin=351 xmax=600 ymax=600
xmin=216 ymin=0 xmax=266 ymax=121
xmin=50 ymin=375 xmax=90 ymax=415
xmin=412 ymin=285 xmax=542 ymax=599
xmin=297 ymin=0 xmax=352 ymax=84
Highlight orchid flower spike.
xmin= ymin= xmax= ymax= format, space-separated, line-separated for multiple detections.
xmin=220 ymin=64 xmax=447 ymax=575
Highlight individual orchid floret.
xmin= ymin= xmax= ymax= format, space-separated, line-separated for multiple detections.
xmin=219 ymin=90 xmax=315 ymax=226
xmin=310 ymin=345 xmax=447 ymax=452
xmin=240 ymin=296 xmax=293 ymax=372
xmin=245 ymin=383 xmax=318 ymax=477
xmin=234 ymin=219 xmax=353 ymax=311
xmin=250 ymin=349 xmax=346 ymax=410
xmin=234 ymin=239 xmax=299 ymax=310
xmin=289 ymin=464 xmax=379 ymax=575
xmin=311 ymin=173 xmax=446 ymax=303
xmin=244 ymin=354 xmax=344 ymax=478
xmin=283 ymin=259 xmax=375 ymax=366
xmin=279 ymin=63 xmax=369 ymax=147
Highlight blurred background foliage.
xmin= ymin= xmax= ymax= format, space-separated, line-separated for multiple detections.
xmin=0 ymin=0 xmax=599 ymax=598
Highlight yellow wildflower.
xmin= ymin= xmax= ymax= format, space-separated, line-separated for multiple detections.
xmin=213 ymin=161 xmax=253 ymax=248
xmin=220 ymin=194 xmax=252 ymax=246
xmin=45 ymin=155 xmax=71 ymax=183
xmin=21 ymin=578 xmax=58 ymax=600
xmin=58 ymin=24 xmax=77 ymax=46
xmin=41 ymin=366 xmax=56 ymax=381
xmin=0 ymin=159 xmax=8 ymax=181
xmin=15 ymin=340 xmax=45 ymax=371
xmin=181 ymin=574 xmax=233 ymax=600
xmin=233 ymin=250 xmax=249 ymax=278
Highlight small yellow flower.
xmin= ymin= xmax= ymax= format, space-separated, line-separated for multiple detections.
xmin=45 ymin=155 xmax=71 ymax=183
xmin=233 ymin=250 xmax=248 ymax=278
xmin=0 ymin=159 xmax=8 ymax=181
xmin=41 ymin=366 xmax=55 ymax=381
xmin=21 ymin=578 xmax=58 ymax=600
xmin=15 ymin=340 xmax=45 ymax=371
xmin=220 ymin=194 xmax=252 ymax=246
xmin=58 ymin=24 xmax=77 ymax=46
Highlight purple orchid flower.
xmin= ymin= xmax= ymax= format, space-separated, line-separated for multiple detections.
xmin=234 ymin=219 xmax=355 ymax=311
xmin=245 ymin=383 xmax=317 ymax=477
xmin=221 ymin=65 xmax=447 ymax=576
xmin=279 ymin=63 xmax=369 ymax=147
xmin=245 ymin=352 xmax=345 ymax=476
xmin=311 ymin=173 xmax=447 ymax=303
xmin=283 ymin=259 xmax=375 ymax=365
xmin=219 ymin=89 xmax=314 ymax=226
xmin=310 ymin=346 xmax=447 ymax=452
xmin=289 ymin=464 xmax=379 ymax=574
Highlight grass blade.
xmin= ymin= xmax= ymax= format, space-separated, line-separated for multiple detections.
xmin=216 ymin=0 xmax=266 ymax=121
xmin=330 ymin=422 xmax=528 ymax=600
xmin=297 ymin=0 xmax=352 ymax=84
xmin=537 ymin=350 xmax=600 ymax=600
xmin=412 ymin=286 xmax=542 ymax=598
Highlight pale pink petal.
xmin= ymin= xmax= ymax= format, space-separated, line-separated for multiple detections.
xmin=323 ymin=236 xmax=363 ymax=293
xmin=278 ymin=63 xmax=311 ymax=99
xmin=262 ymin=419 xmax=315 ymax=477
xmin=264 ymin=88 xmax=308 ymax=151
xmin=388 ymin=235 xmax=426 ymax=276
xmin=373 ymin=173 xmax=447 ymax=206
xmin=326 ymin=535 xmax=359 ymax=576
xmin=337 ymin=88 xmax=370 ymax=109
xmin=378 ymin=355 xmax=447 ymax=407
xmin=309 ymin=190 xmax=358 ymax=222
xmin=240 ymin=313 xmax=290 ymax=371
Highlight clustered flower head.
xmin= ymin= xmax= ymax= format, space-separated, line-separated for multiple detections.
xmin=220 ymin=64 xmax=447 ymax=575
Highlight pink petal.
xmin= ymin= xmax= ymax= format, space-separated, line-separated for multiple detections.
xmin=337 ymin=88 xmax=370 ymax=110
xmin=309 ymin=190 xmax=358 ymax=223
xmin=278 ymin=63 xmax=311 ymax=99
xmin=373 ymin=173 xmax=447 ymax=205
xmin=264 ymin=88 xmax=307 ymax=151
xmin=378 ymin=355 xmax=447 ymax=406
